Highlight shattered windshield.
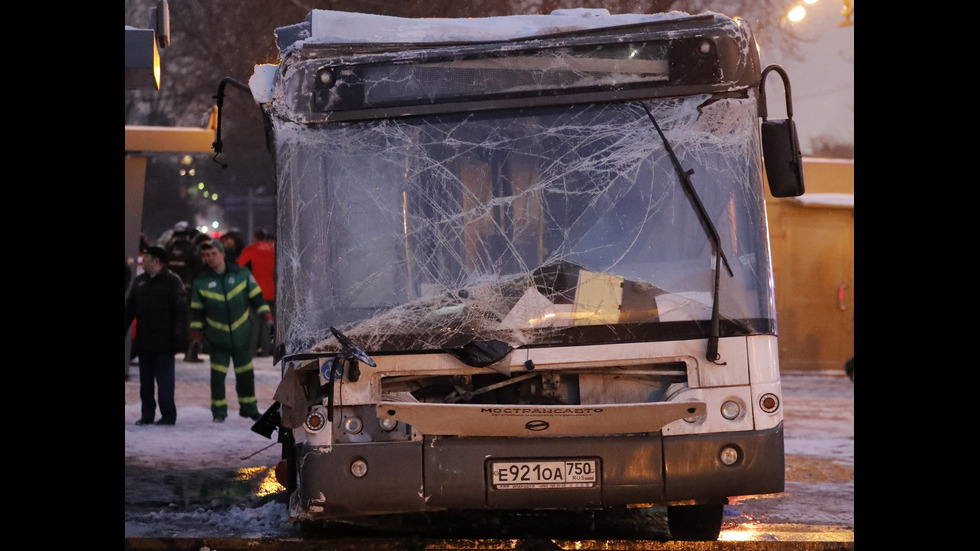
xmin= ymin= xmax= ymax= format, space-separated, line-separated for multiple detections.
xmin=274 ymin=94 xmax=774 ymax=355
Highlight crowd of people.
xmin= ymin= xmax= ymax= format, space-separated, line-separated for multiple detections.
xmin=125 ymin=221 xmax=277 ymax=426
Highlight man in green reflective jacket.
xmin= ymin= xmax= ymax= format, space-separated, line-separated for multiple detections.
xmin=190 ymin=239 xmax=273 ymax=422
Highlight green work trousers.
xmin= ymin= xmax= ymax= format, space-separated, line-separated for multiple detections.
xmin=209 ymin=347 xmax=260 ymax=419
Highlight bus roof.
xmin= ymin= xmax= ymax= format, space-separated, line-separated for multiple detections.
xmin=275 ymin=8 xmax=729 ymax=53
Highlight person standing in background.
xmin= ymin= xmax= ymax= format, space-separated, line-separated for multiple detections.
xmin=219 ymin=229 xmax=246 ymax=266
xmin=165 ymin=222 xmax=205 ymax=362
xmin=237 ymin=229 xmax=276 ymax=356
xmin=125 ymin=246 xmax=188 ymax=425
xmin=165 ymin=221 xmax=203 ymax=297
xmin=190 ymin=239 xmax=273 ymax=422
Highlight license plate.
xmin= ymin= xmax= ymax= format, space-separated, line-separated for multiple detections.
xmin=490 ymin=459 xmax=598 ymax=489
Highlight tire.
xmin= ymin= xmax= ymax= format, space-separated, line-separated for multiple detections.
xmin=667 ymin=503 xmax=724 ymax=541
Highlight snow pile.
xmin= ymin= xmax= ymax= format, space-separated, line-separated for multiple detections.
xmin=304 ymin=8 xmax=689 ymax=45
xmin=791 ymin=193 xmax=854 ymax=208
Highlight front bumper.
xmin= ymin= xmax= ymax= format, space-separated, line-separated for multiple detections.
xmin=290 ymin=423 xmax=784 ymax=520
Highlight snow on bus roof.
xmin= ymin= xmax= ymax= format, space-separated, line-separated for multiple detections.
xmin=311 ymin=9 xmax=689 ymax=43
xmin=258 ymin=9 xmax=724 ymax=103
xmin=274 ymin=9 xmax=707 ymax=53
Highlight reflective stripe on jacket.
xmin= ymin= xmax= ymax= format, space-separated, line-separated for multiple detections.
xmin=190 ymin=263 xmax=270 ymax=350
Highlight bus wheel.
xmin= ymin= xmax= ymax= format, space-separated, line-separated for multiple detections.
xmin=667 ymin=503 xmax=723 ymax=541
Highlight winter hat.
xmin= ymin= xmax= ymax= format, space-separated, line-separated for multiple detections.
xmin=201 ymin=238 xmax=225 ymax=254
xmin=143 ymin=246 xmax=169 ymax=263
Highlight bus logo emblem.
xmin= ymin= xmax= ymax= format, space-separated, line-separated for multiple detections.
xmin=525 ymin=420 xmax=549 ymax=431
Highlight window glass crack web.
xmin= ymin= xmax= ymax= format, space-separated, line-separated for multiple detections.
xmin=272 ymin=95 xmax=770 ymax=354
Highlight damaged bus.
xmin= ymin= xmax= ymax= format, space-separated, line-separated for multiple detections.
xmin=242 ymin=8 xmax=805 ymax=541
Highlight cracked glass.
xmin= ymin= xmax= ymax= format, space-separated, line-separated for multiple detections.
xmin=272 ymin=93 xmax=774 ymax=356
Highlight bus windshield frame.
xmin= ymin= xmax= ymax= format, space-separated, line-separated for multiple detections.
xmin=267 ymin=13 xmax=775 ymax=357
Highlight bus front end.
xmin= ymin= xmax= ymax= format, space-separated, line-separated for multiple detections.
xmin=253 ymin=9 xmax=789 ymax=540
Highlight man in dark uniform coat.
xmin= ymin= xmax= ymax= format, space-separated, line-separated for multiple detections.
xmin=125 ymin=246 xmax=189 ymax=425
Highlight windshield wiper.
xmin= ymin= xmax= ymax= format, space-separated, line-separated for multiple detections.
xmin=640 ymin=102 xmax=732 ymax=364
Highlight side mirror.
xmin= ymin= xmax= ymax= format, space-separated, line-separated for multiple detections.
xmin=759 ymin=65 xmax=805 ymax=197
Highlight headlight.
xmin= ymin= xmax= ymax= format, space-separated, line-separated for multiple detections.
xmin=720 ymin=400 xmax=741 ymax=420
xmin=379 ymin=417 xmax=398 ymax=431
xmin=342 ymin=416 xmax=363 ymax=434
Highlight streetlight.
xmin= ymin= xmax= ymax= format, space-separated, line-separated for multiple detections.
xmin=124 ymin=27 xmax=160 ymax=89
xmin=787 ymin=0 xmax=854 ymax=26
xmin=839 ymin=0 xmax=854 ymax=27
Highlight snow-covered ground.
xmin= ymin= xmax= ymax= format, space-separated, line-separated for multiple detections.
xmin=124 ymin=353 xmax=284 ymax=470
xmin=124 ymin=355 xmax=854 ymax=539
xmin=125 ymin=353 xmax=296 ymax=537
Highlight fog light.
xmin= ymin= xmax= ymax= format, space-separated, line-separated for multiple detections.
xmin=720 ymin=445 xmax=740 ymax=466
xmin=305 ymin=410 xmax=327 ymax=432
xmin=343 ymin=416 xmax=363 ymax=434
xmin=351 ymin=458 xmax=368 ymax=478
xmin=759 ymin=393 xmax=780 ymax=413
xmin=379 ymin=417 xmax=398 ymax=431
xmin=720 ymin=400 xmax=741 ymax=420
